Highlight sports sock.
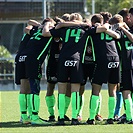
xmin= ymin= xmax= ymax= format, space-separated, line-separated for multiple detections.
xmin=64 ymin=96 xmax=71 ymax=115
xmin=30 ymin=94 xmax=40 ymax=120
xmin=72 ymin=92 xmax=79 ymax=119
xmin=77 ymin=95 xmax=84 ymax=116
xmin=58 ymin=93 xmax=65 ymax=119
xmin=27 ymin=94 xmax=32 ymax=119
xmin=96 ymin=93 xmax=102 ymax=115
xmin=114 ymin=91 xmax=123 ymax=117
xmin=132 ymin=91 xmax=133 ymax=109
xmin=45 ymin=95 xmax=55 ymax=116
xmin=18 ymin=94 xmax=28 ymax=120
xmin=124 ymin=98 xmax=133 ymax=121
xmin=89 ymin=95 xmax=99 ymax=120
xmin=108 ymin=97 xmax=116 ymax=119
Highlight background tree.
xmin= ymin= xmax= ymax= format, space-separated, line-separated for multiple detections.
xmin=87 ymin=0 xmax=133 ymax=15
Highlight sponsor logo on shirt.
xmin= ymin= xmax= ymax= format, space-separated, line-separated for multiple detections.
xmin=108 ymin=62 xmax=119 ymax=68
xmin=19 ymin=55 xmax=27 ymax=62
xmin=64 ymin=60 xmax=77 ymax=67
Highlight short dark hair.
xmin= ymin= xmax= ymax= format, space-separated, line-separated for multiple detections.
xmin=129 ymin=8 xmax=133 ymax=15
xmin=100 ymin=12 xmax=112 ymax=23
xmin=41 ymin=18 xmax=55 ymax=25
xmin=118 ymin=8 xmax=129 ymax=18
xmin=91 ymin=14 xmax=103 ymax=24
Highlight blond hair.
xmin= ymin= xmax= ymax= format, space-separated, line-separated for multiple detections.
xmin=61 ymin=13 xmax=70 ymax=21
xmin=70 ymin=13 xmax=83 ymax=22
xmin=109 ymin=14 xmax=123 ymax=24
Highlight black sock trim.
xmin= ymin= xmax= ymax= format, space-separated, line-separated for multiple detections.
xmin=21 ymin=111 xmax=27 ymax=114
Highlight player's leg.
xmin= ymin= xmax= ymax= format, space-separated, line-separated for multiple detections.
xmin=56 ymin=82 xmax=67 ymax=125
xmin=114 ymin=83 xmax=123 ymax=120
xmin=45 ymin=63 xmax=57 ymax=121
xmin=45 ymin=82 xmax=56 ymax=121
xmin=106 ymin=63 xmax=121 ymax=124
xmin=19 ymin=79 xmax=31 ymax=124
xmin=117 ymin=70 xmax=133 ymax=124
xmin=86 ymin=83 xmax=101 ymax=125
xmin=95 ymin=92 xmax=103 ymax=121
xmin=122 ymin=90 xmax=133 ymax=122
xmin=64 ymin=82 xmax=71 ymax=121
xmin=86 ymin=63 xmax=104 ymax=125
xmin=15 ymin=57 xmax=31 ymax=124
xmin=71 ymin=83 xmax=80 ymax=125
xmin=29 ymin=78 xmax=50 ymax=125
xmin=77 ymin=85 xmax=85 ymax=121
xmin=106 ymin=83 xmax=117 ymax=124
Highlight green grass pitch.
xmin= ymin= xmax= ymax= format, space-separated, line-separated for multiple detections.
xmin=0 ymin=89 xmax=133 ymax=133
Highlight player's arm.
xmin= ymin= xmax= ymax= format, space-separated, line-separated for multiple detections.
xmin=24 ymin=25 xmax=33 ymax=35
xmin=105 ymin=29 xmax=121 ymax=39
xmin=120 ymin=26 xmax=133 ymax=42
xmin=96 ymin=23 xmax=109 ymax=33
xmin=55 ymin=21 xmax=88 ymax=29
xmin=27 ymin=19 xmax=41 ymax=27
xmin=42 ymin=22 xmax=52 ymax=37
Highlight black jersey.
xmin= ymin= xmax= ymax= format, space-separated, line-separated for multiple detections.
xmin=117 ymin=29 xmax=133 ymax=70
xmin=83 ymin=37 xmax=94 ymax=64
xmin=50 ymin=26 xmax=97 ymax=61
xmin=17 ymin=26 xmax=38 ymax=54
xmin=90 ymin=28 xmax=119 ymax=63
xmin=21 ymin=28 xmax=53 ymax=62
xmin=47 ymin=38 xmax=62 ymax=65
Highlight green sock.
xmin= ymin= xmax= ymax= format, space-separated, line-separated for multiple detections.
xmin=45 ymin=95 xmax=55 ymax=116
xmin=27 ymin=94 xmax=32 ymax=119
xmin=58 ymin=94 xmax=65 ymax=119
xmin=30 ymin=94 xmax=40 ymax=120
xmin=132 ymin=92 xmax=133 ymax=106
xmin=89 ymin=95 xmax=99 ymax=120
xmin=108 ymin=97 xmax=116 ymax=119
xmin=64 ymin=96 xmax=71 ymax=115
xmin=18 ymin=94 xmax=28 ymax=120
xmin=77 ymin=95 xmax=84 ymax=116
xmin=124 ymin=98 xmax=133 ymax=121
xmin=96 ymin=94 xmax=102 ymax=115
xmin=71 ymin=92 xmax=79 ymax=119
xmin=132 ymin=93 xmax=133 ymax=111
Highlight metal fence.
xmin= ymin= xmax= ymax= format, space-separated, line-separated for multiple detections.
xmin=0 ymin=57 xmax=14 ymax=80
xmin=0 ymin=57 xmax=47 ymax=90
xmin=0 ymin=0 xmax=85 ymax=20
xmin=0 ymin=0 xmax=87 ymax=90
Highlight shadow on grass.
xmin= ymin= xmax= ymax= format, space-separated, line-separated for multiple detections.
xmin=0 ymin=120 xmax=108 ymax=128
xmin=0 ymin=121 xmax=55 ymax=128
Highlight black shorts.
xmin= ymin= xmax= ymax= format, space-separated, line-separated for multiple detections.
xmin=15 ymin=54 xmax=27 ymax=85
xmin=120 ymin=70 xmax=133 ymax=92
xmin=82 ymin=63 xmax=95 ymax=85
xmin=92 ymin=60 xmax=120 ymax=85
xmin=57 ymin=58 xmax=83 ymax=83
xmin=15 ymin=53 xmax=42 ymax=83
xmin=46 ymin=62 xmax=58 ymax=84
xmin=25 ymin=56 xmax=42 ymax=80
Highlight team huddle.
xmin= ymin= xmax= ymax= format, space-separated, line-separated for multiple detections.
xmin=15 ymin=7 xmax=133 ymax=125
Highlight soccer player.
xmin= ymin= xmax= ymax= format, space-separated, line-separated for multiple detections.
xmin=109 ymin=14 xmax=133 ymax=124
xmin=129 ymin=7 xmax=133 ymax=115
xmin=115 ymin=8 xmax=133 ymax=121
xmin=43 ymin=13 xmax=110 ymax=125
xmin=85 ymin=13 xmax=121 ymax=125
xmin=93 ymin=11 xmax=113 ymax=121
xmin=78 ymin=36 xmax=95 ymax=121
xmin=16 ymin=18 xmax=55 ymax=125
xmin=15 ymin=20 xmax=41 ymax=124
xmin=45 ymin=15 xmax=71 ymax=122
